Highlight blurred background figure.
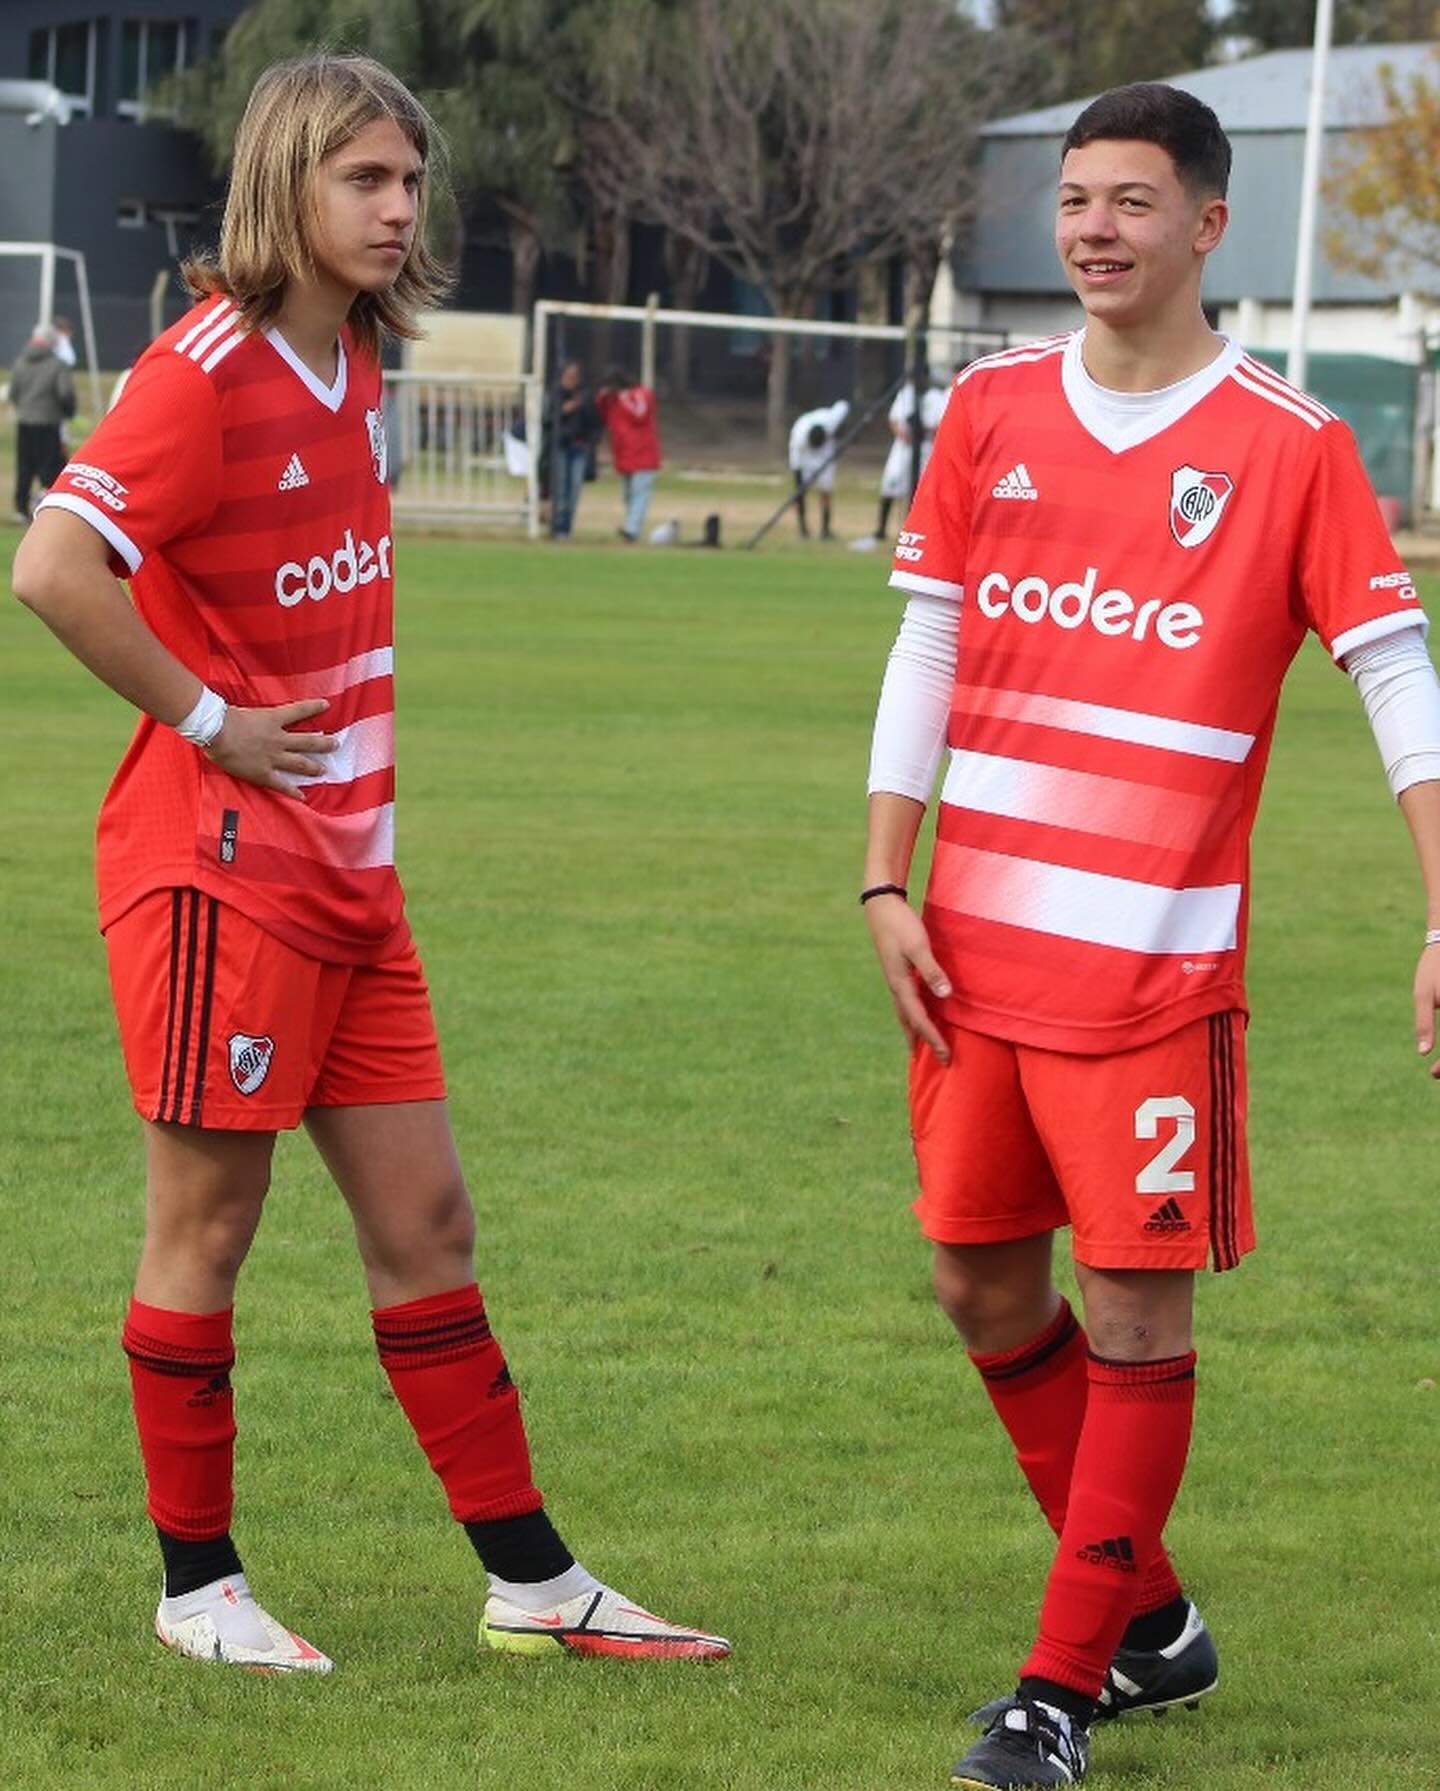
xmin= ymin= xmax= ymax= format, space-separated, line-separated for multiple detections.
xmin=873 ymin=370 xmax=951 ymax=543
xmin=8 ymin=324 xmax=74 ymax=523
xmin=51 ymin=316 xmax=77 ymax=368
xmin=787 ymin=398 xmax=849 ymax=540
xmin=546 ymin=359 xmax=600 ymax=538
xmin=597 ymin=366 xmax=662 ymax=542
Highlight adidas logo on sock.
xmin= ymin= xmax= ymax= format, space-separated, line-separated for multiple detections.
xmin=1144 ymin=1197 xmax=1192 ymax=1235
xmin=1077 ymin=1535 xmax=1138 ymax=1572
xmin=992 ymin=462 xmax=1039 ymax=501
xmin=278 ymin=453 xmax=310 ymax=491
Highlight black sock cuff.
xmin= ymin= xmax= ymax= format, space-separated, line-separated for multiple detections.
xmin=464 ymin=1506 xmax=574 ymax=1582
xmin=156 ymin=1525 xmax=244 ymax=1598
xmin=1121 ymin=1593 xmax=1190 ymax=1652
xmin=1016 ymin=1676 xmax=1096 ymax=1727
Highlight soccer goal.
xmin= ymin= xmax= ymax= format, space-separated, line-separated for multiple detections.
xmin=0 ymin=241 xmax=102 ymax=416
xmin=529 ymin=297 xmax=1007 ymax=545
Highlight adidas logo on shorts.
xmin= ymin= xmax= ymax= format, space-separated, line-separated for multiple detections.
xmin=1143 ymin=1197 xmax=1192 ymax=1235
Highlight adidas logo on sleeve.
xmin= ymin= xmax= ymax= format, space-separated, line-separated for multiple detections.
xmin=992 ymin=463 xmax=1039 ymax=500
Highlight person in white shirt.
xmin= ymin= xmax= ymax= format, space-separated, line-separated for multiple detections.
xmin=787 ymin=398 xmax=849 ymax=539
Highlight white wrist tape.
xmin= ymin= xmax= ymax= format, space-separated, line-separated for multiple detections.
xmin=174 ymin=685 xmax=228 ymax=748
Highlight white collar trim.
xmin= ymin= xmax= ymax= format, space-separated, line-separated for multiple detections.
xmin=264 ymin=328 xmax=348 ymax=412
xmin=1061 ymin=331 xmax=1242 ymax=454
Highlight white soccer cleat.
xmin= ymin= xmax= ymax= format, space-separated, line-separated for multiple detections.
xmin=154 ymin=1573 xmax=334 ymax=1674
xmin=480 ymin=1583 xmax=730 ymax=1660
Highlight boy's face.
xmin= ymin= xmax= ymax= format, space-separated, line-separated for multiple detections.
xmin=309 ymin=117 xmax=423 ymax=296
xmin=1055 ymin=138 xmax=1227 ymax=330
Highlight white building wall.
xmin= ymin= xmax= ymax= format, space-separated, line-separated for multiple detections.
xmin=953 ymin=290 xmax=1440 ymax=364
xmin=1219 ymin=295 xmax=1440 ymax=363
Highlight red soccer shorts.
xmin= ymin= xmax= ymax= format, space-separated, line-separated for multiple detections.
xmin=909 ymin=1011 xmax=1254 ymax=1271
xmin=105 ymin=889 xmax=447 ymax=1131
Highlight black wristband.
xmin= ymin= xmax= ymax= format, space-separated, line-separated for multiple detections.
xmin=859 ymin=883 xmax=907 ymax=905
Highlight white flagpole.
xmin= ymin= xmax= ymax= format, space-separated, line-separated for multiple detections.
xmin=1288 ymin=0 xmax=1335 ymax=389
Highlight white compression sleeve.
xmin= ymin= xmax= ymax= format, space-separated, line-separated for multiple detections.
xmin=1343 ymin=626 xmax=1440 ymax=798
xmin=867 ymin=590 xmax=959 ymax=801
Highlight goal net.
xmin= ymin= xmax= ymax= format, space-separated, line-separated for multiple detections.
xmin=529 ymin=299 xmax=1008 ymax=546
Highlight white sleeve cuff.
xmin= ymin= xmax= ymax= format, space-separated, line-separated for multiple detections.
xmin=35 ymin=492 xmax=143 ymax=575
xmin=1343 ymin=626 xmax=1440 ymax=798
xmin=867 ymin=590 xmax=960 ymax=801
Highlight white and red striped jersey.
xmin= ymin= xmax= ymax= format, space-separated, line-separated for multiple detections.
xmin=40 ymin=297 xmax=406 ymax=963
xmin=889 ymin=331 xmax=1424 ymax=1053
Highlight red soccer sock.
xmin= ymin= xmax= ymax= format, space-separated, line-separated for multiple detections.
xmin=373 ymin=1284 xmax=543 ymax=1522
xmin=122 ymin=1299 xmax=236 ymax=1540
xmin=1019 ymin=1351 xmax=1197 ymax=1698
xmin=970 ymin=1301 xmax=1184 ymax=1617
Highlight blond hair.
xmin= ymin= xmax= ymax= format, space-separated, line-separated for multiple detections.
xmin=182 ymin=53 xmax=451 ymax=359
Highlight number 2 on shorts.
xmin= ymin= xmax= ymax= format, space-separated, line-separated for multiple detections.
xmin=1134 ymin=1095 xmax=1196 ymax=1194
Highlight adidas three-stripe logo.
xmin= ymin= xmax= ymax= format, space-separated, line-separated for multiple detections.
xmin=1144 ymin=1196 xmax=1191 ymax=1235
xmin=1076 ymin=1535 xmax=1137 ymax=1572
xmin=992 ymin=462 xmax=1039 ymax=500
xmin=278 ymin=453 xmax=310 ymax=491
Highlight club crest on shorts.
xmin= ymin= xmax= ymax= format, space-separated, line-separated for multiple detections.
xmin=365 ymin=406 xmax=388 ymax=485
xmin=228 ymin=1033 xmax=275 ymax=1096
xmin=1170 ymin=466 xmax=1234 ymax=548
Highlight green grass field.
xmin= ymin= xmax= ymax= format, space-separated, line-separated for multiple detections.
xmin=3 ymin=533 xmax=1438 ymax=1790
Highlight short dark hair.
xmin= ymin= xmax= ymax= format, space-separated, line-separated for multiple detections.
xmin=807 ymin=422 xmax=828 ymax=449
xmin=1062 ymin=83 xmax=1231 ymax=198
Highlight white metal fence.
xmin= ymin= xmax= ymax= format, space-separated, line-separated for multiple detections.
xmin=382 ymin=370 xmax=536 ymax=529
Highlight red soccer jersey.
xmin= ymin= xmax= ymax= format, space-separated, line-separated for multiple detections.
xmin=40 ymin=296 xmax=407 ymax=964
xmin=596 ymin=385 xmax=661 ymax=473
xmin=889 ymin=331 xmax=1424 ymax=1054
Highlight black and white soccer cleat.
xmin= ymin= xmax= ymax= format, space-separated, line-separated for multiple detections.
xmin=1093 ymin=1599 xmax=1218 ymax=1722
xmin=951 ymin=1696 xmax=1088 ymax=1789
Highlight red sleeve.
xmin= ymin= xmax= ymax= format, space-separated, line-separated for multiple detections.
xmin=1298 ymin=418 xmax=1427 ymax=660
xmin=888 ymin=382 xmax=973 ymax=599
xmin=37 ymin=349 xmax=223 ymax=576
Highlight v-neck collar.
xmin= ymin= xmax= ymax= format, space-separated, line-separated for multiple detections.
xmin=1061 ymin=331 xmax=1242 ymax=456
xmin=265 ymin=328 xmax=349 ymax=413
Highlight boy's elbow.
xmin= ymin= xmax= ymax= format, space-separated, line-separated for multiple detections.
xmin=11 ymin=534 xmax=47 ymax=611
xmin=12 ymin=515 xmax=73 ymax=614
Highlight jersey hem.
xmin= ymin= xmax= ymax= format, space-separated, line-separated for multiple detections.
xmin=99 ymin=868 xmax=411 ymax=967
xmin=933 ymin=983 xmax=1248 ymax=1056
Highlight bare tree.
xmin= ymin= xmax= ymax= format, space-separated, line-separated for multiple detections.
xmin=579 ymin=0 xmax=1006 ymax=448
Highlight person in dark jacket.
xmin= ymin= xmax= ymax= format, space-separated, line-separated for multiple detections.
xmin=547 ymin=360 xmax=599 ymax=538
xmin=9 ymin=325 xmax=75 ymax=521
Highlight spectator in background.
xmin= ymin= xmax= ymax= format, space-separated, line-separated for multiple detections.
xmin=548 ymin=359 xmax=599 ymax=538
xmin=870 ymin=371 xmax=950 ymax=545
xmin=8 ymin=324 xmax=74 ymax=522
xmin=596 ymin=366 xmax=662 ymax=542
xmin=788 ymin=398 xmax=850 ymax=540
xmin=51 ymin=315 xmax=78 ymax=368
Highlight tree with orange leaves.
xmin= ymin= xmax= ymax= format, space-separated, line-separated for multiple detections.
xmin=1323 ymin=44 xmax=1440 ymax=288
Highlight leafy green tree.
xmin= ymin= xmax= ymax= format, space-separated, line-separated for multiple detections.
xmin=170 ymin=0 xmax=582 ymax=315
xmin=1227 ymin=1 xmax=1440 ymax=50
xmin=993 ymin=0 xmax=1213 ymax=101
